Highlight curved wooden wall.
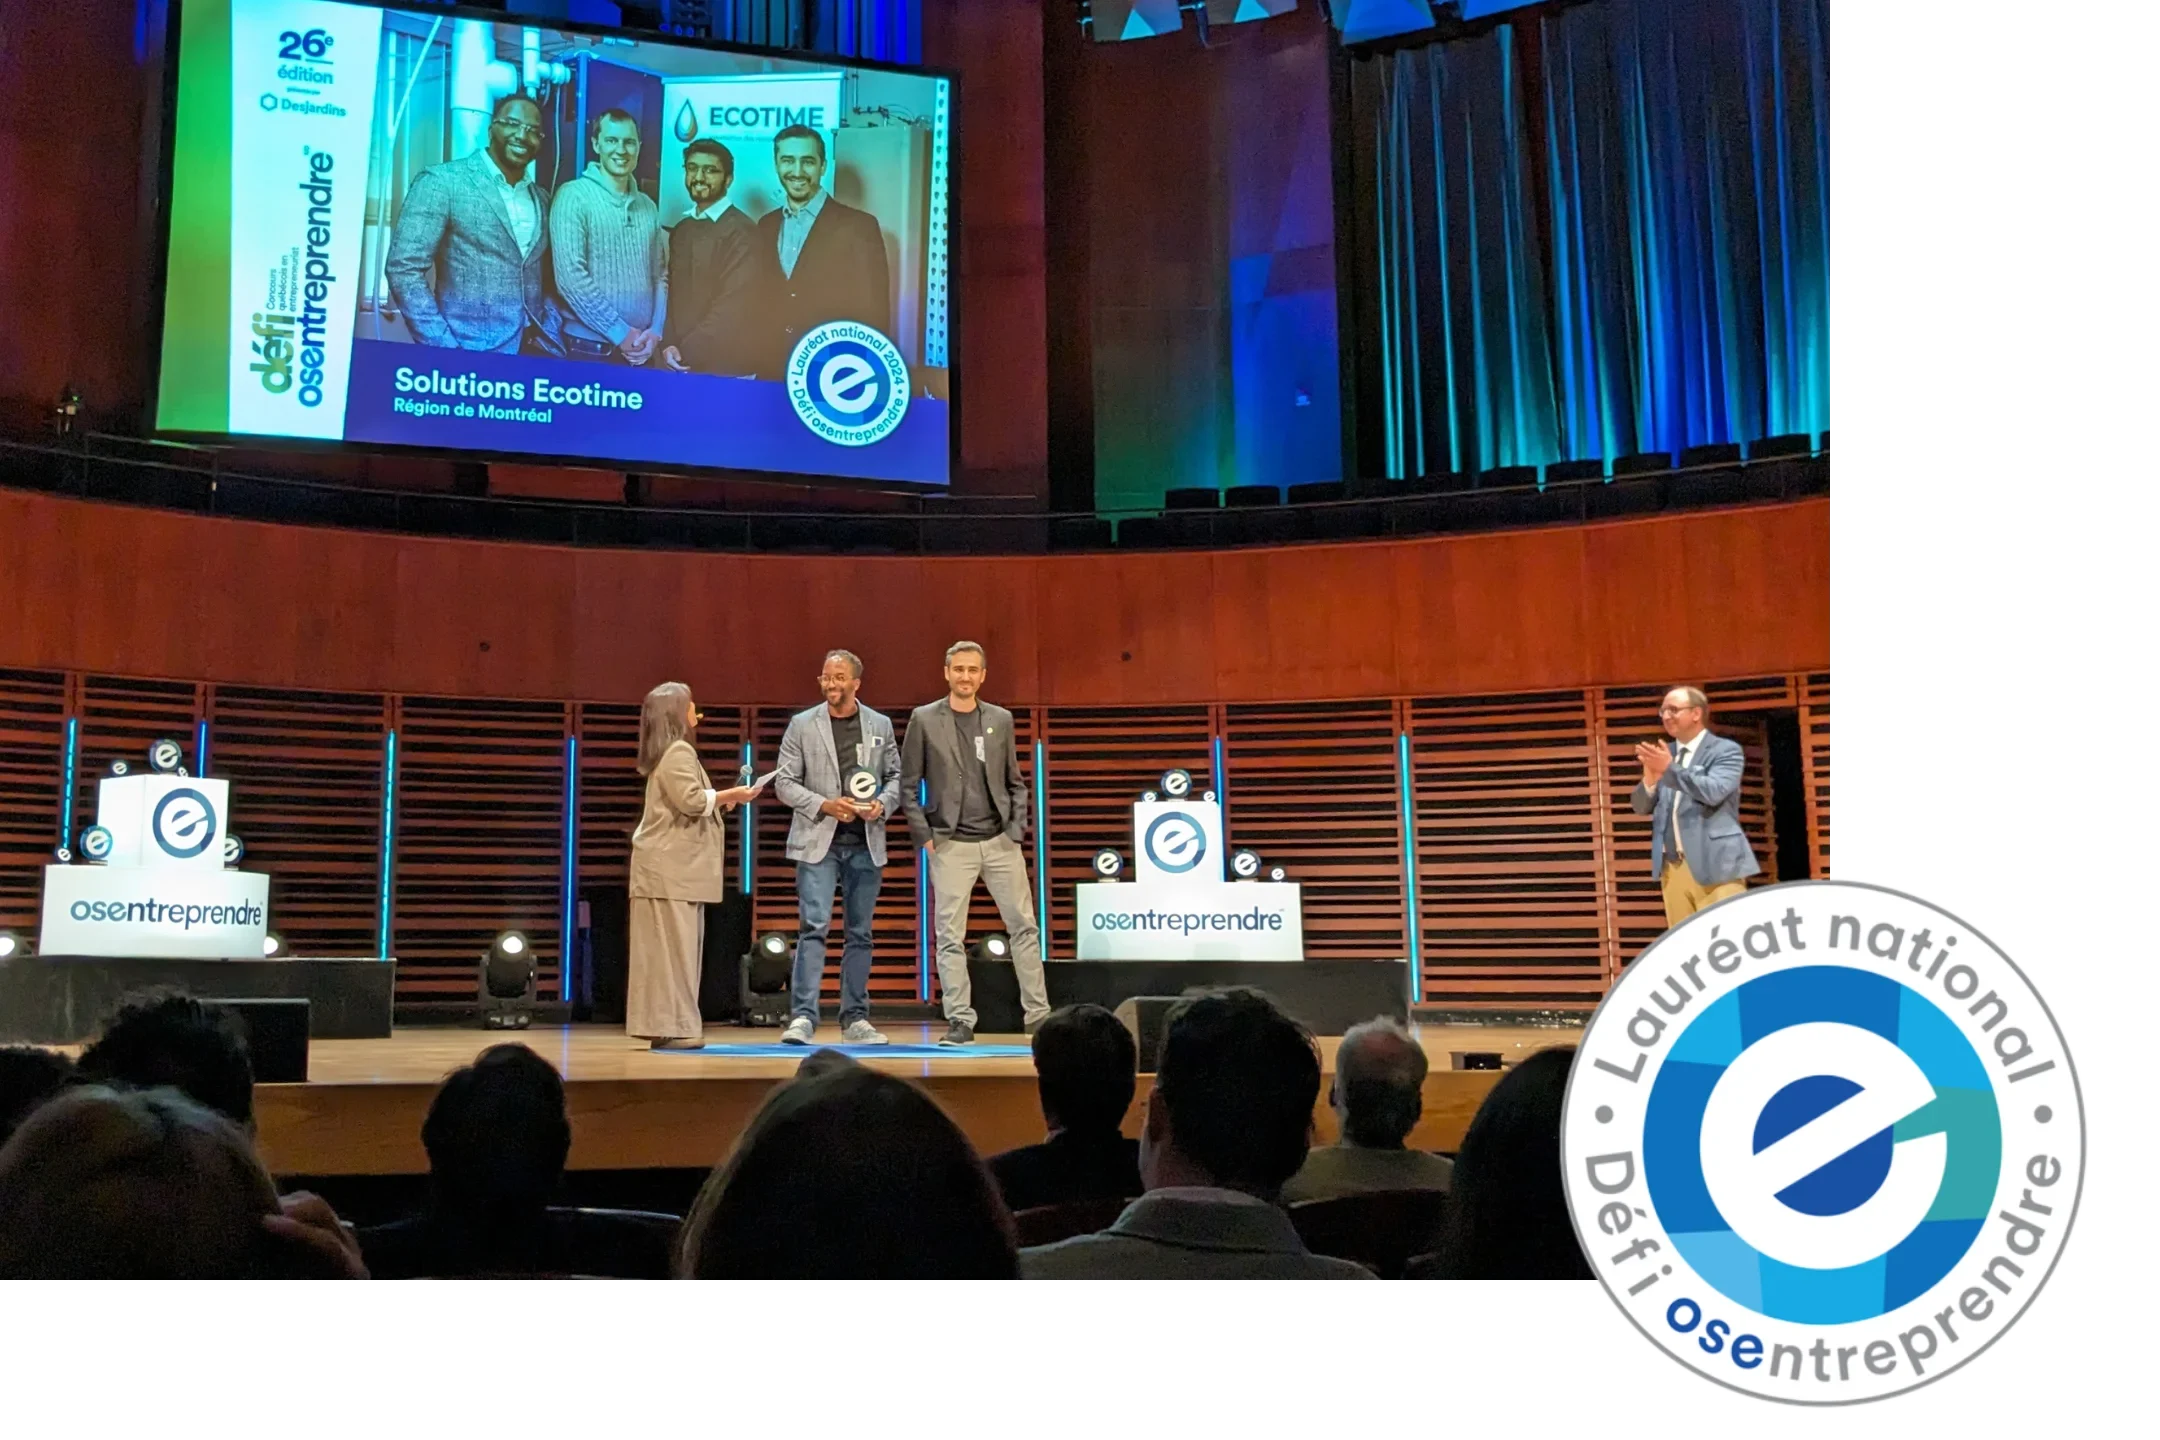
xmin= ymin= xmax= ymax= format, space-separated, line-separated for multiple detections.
xmin=0 ymin=491 xmax=1826 ymax=706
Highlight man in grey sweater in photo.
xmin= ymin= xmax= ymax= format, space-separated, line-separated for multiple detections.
xmin=549 ymin=108 xmax=667 ymax=365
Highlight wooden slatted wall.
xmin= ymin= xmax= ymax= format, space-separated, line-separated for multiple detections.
xmin=0 ymin=669 xmax=67 ymax=934
xmin=1222 ymin=702 xmax=1406 ymax=962
xmin=0 ymin=669 xmax=1831 ymax=1012
xmin=390 ymin=698 xmax=566 ymax=1007
xmin=1408 ymin=693 xmax=1608 ymax=1003
xmin=1800 ymin=672 xmax=1831 ymax=878
xmin=1040 ymin=706 xmax=1214 ymax=963
xmin=210 ymin=686 xmax=386 ymax=957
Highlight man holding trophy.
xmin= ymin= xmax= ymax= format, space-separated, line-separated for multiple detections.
xmin=772 ymin=650 xmax=902 ymax=1046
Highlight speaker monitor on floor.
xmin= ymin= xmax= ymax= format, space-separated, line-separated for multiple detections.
xmin=217 ymin=997 xmax=310 ymax=1083
xmin=1113 ymin=996 xmax=1183 ymax=1073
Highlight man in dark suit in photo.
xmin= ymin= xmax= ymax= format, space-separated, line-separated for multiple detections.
xmin=660 ymin=139 xmax=760 ymax=377
xmin=756 ymin=124 xmax=892 ymax=372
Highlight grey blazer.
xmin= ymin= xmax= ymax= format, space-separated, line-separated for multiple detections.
xmin=772 ymin=703 xmax=902 ymax=866
xmin=898 ymin=697 xmax=1028 ymax=850
xmin=385 ymin=150 xmax=557 ymax=353
xmin=1629 ymin=729 xmax=1762 ymax=886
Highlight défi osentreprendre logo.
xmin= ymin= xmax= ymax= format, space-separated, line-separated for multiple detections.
xmin=1561 ymin=880 xmax=2082 ymax=1403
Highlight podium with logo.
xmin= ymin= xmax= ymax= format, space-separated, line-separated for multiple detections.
xmin=964 ymin=769 xmax=1408 ymax=1036
xmin=0 ymin=752 xmax=393 ymax=1045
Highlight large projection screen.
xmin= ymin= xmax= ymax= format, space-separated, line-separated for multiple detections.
xmin=153 ymin=0 xmax=956 ymax=486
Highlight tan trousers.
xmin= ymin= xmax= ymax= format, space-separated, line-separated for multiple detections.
xmin=929 ymin=834 xmax=1050 ymax=1030
xmin=1659 ymin=857 xmax=1747 ymax=928
xmin=628 ymin=897 xmax=705 ymax=1041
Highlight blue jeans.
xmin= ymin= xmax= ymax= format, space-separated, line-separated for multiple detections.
xmin=790 ymin=842 xmax=881 ymax=1025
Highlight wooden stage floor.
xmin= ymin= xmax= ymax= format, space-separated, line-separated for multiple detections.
xmin=255 ymin=1021 xmax=1582 ymax=1178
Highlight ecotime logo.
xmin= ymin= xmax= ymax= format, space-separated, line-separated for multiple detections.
xmin=787 ymin=322 xmax=910 ymax=447
xmin=1562 ymin=881 xmax=2082 ymax=1403
xmin=151 ymin=788 xmax=217 ymax=860
xmin=1143 ymin=812 xmax=1207 ymax=874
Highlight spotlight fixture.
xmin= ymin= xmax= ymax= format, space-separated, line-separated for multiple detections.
xmin=148 ymin=738 xmax=185 ymax=774
xmin=1092 ymin=848 xmax=1125 ymax=881
xmin=740 ymin=932 xmax=794 ymax=1027
xmin=223 ymin=834 xmax=246 ymax=866
xmin=262 ymin=932 xmax=287 ymax=958
xmin=1230 ymin=848 xmax=1263 ymax=880
xmin=480 ymin=930 xmax=535 ymax=1029
xmin=1268 ymin=866 xmax=1287 ymax=882
xmin=970 ymin=932 xmax=1012 ymax=962
xmin=1158 ymin=768 xmax=1194 ymax=799
xmin=54 ymin=383 xmax=81 ymax=437
xmin=0 ymin=930 xmax=24 ymax=959
xmin=80 ymin=826 xmax=114 ymax=863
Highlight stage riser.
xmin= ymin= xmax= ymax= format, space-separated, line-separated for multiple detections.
xmin=965 ymin=958 xmax=1409 ymax=1035
xmin=253 ymin=1070 xmax=1509 ymax=1178
xmin=0 ymin=957 xmax=394 ymax=1043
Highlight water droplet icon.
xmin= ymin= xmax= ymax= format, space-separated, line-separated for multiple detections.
xmin=673 ymin=101 xmax=698 ymax=143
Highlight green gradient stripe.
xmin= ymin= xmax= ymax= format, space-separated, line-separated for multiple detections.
xmin=156 ymin=0 xmax=234 ymax=431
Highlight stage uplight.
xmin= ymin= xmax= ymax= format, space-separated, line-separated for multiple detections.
xmin=0 ymin=930 xmax=25 ymax=959
xmin=740 ymin=933 xmax=795 ymax=1028
xmin=481 ymin=930 xmax=535 ymax=1029
xmin=971 ymin=932 xmax=1013 ymax=962
xmin=262 ymin=932 xmax=287 ymax=958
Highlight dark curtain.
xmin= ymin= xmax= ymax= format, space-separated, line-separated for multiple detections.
xmin=1347 ymin=0 xmax=1827 ymax=479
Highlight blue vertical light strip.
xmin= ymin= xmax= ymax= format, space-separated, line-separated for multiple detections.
xmin=739 ymin=742 xmax=755 ymax=896
xmin=916 ymin=778 xmax=932 ymax=1000
xmin=377 ymin=731 xmax=398 ymax=961
xmin=923 ymin=77 xmax=951 ymax=367
xmin=560 ymin=736 xmax=579 ymax=1004
xmin=1210 ymin=732 xmax=1227 ymax=813
xmin=59 ymin=718 xmax=79 ymax=850
xmin=194 ymin=719 xmax=211 ymax=777
xmin=1397 ymin=732 xmax=1423 ymax=1002
xmin=1032 ymin=741 xmax=1049 ymax=961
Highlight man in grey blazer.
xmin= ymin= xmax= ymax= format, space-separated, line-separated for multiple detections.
xmin=772 ymin=650 xmax=902 ymax=1046
xmin=900 ymin=642 xmax=1050 ymax=1046
xmin=384 ymin=94 xmax=559 ymax=354
xmin=1630 ymin=686 xmax=1761 ymax=928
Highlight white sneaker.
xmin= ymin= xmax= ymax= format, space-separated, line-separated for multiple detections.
xmin=781 ymin=1016 xmax=816 ymax=1045
xmin=841 ymin=1019 xmax=889 ymax=1046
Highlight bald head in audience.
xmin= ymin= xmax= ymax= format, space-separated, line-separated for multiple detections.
xmin=1334 ymin=1017 xmax=1428 ymax=1147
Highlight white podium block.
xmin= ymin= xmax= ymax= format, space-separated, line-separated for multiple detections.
xmin=39 ymin=865 xmax=270 ymax=959
xmin=1075 ymin=881 xmax=1304 ymax=961
xmin=93 ymin=775 xmax=231 ymax=871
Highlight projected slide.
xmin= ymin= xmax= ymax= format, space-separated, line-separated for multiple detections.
xmin=154 ymin=0 xmax=955 ymax=486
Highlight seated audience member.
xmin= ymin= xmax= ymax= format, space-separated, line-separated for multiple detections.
xmin=989 ymin=1004 xmax=1143 ymax=1213
xmin=0 ymin=1084 xmax=363 ymax=1278
xmin=1411 ymin=1046 xmax=1589 ymax=1279
xmin=76 ymin=989 xmax=255 ymax=1130
xmin=1021 ymin=988 xmax=1372 ymax=1279
xmin=0 ymin=1045 xmax=76 ymax=1145
xmin=1282 ymin=1017 xmax=1453 ymax=1204
xmin=678 ymin=1064 xmax=1017 ymax=1279
xmin=795 ymin=1046 xmax=859 ymax=1081
xmin=359 ymin=1043 xmax=645 ymax=1278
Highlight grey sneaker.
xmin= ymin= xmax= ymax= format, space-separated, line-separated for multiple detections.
xmin=939 ymin=1021 xmax=975 ymax=1047
xmin=842 ymin=1019 xmax=889 ymax=1046
xmin=780 ymin=1016 xmax=816 ymax=1045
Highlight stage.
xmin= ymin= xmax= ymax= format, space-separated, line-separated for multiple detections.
xmin=247 ymin=1021 xmax=1581 ymax=1178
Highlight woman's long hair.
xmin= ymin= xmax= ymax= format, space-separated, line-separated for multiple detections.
xmin=636 ymin=682 xmax=693 ymax=776
xmin=1427 ymin=1046 xmax=1591 ymax=1280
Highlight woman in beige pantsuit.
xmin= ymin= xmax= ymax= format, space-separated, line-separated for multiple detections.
xmin=630 ymin=683 xmax=755 ymax=1050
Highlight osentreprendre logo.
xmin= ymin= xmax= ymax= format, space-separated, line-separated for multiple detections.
xmin=69 ymin=898 xmax=265 ymax=932
xmin=247 ymin=148 xmax=338 ymax=409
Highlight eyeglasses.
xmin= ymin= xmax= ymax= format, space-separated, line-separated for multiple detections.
xmin=493 ymin=119 xmax=545 ymax=138
xmin=1658 ymin=705 xmax=1700 ymax=716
